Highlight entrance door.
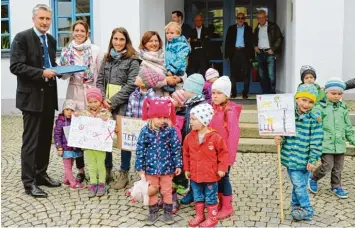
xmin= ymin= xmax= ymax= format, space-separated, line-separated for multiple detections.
xmin=185 ymin=0 xmax=276 ymax=94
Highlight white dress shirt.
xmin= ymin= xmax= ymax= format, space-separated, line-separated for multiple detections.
xmin=196 ymin=26 xmax=202 ymax=39
xmin=258 ymin=22 xmax=270 ymax=49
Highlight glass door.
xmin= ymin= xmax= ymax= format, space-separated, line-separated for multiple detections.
xmin=185 ymin=0 xmax=275 ymax=94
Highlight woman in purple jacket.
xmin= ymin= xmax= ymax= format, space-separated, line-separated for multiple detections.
xmin=54 ymin=99 xmax=85 ymax=190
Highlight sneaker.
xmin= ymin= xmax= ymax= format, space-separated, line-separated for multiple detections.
xmin=330 ymin=187 xmax=349 ymax=199
xmin=63 ymin=179 xmax=70 ymax=188
xmin=163 ymin=203 xmax=174 ymax=225
xmin=112 ymin=170 xmax=129 ymax=190
xmin=70 ymin=182 xmax=85 ymax=190
xmin=145 ymin=204 xmax=159 ymax=225
xmin=308 ymin=178 xmax=318 ymax=193
xmin=76 ymin=173 xmax=86 ymax=184
xmin=180 ymin=190 xmax=193 ymax=205
xmin=291 ymin=208 xmax=312 ymax=221
xmin=88 ymin=184 xmax=97 ymax=198
xmin=96 ymin=183 xmax=106 ymax=197
xmin=172 ymin=198 xmax=180 ymax=214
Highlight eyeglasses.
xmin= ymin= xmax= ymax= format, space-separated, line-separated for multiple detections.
xmin=237 ymin=17 xmax=245 ymax=20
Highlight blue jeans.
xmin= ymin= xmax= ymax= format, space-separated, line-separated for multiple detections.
xmin=258 ymin=52 xmax=276 ymax=94
xmin=287 ymin=169 xmax=314 ymax=216
xmin=191 ymin=181 xmax=218 ymax=205
xmin=120 ymin=150 xmax=131 ymax=171
xmin=218 ymin=166 xmax=232 ymax=196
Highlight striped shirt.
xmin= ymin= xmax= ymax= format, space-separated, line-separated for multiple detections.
xmin=281 ymin=107 xmax=324 ymax=170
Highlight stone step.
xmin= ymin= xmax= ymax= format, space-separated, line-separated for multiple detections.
xmin=239 ymin=109 xmax=355 ymax=126
xmin=239 ymin=123 xmax=355 ymax=139
xmin=238 ymin=138 xmax=355 ymax=155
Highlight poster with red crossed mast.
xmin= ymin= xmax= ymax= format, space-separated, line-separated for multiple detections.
xmin=67 ymin=116 xmax=116 ymax=152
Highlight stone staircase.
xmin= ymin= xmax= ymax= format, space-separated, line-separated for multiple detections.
xmin=237 ymin=102 xmax=355 ymax=155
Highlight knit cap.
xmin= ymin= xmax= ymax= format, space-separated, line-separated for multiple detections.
xmin=324 ymin=77 xmax=346 ymax=93
xmin=139 ymin=67 xmax=165 ymax=89
xmin=63 ymin=99 xmax=76 ymax=111
xmin=205 ymin=68 xmax=219 ymax=81
xmin=183 ymin=73 xmax=205 ymax=95
xmin=190 ymin=103 xmax=214 ymax=126
xmin=300 ymin=65 xmax=317 ymax=83
xmin=86 ymin=87 xmax=103 ymax=102
xmin=211 ymin=76 xmax=232 ymax=97
xmin=295 ymin=84 xmax=318 ymax=103
xmin=172 ymin=89 xmax=186 ymax=107
xmin=142 ymin=98 xmax=176 ymax=124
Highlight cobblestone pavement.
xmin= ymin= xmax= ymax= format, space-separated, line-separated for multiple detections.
xmin=2 ymin=116 xmax=355 ymax=227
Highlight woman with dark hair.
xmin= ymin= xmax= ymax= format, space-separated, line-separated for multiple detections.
xmin=139 ymin=31 xmax=169 ymax=95
xmin=96 ymin=27 xmax=140 ymax=190
xmin=60 ymin=20 xmax=103 ymax=183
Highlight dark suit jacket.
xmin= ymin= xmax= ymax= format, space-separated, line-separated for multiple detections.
xmin=10 ymin=28 xmax=58 ymax=112
xmin=181 ymin=23 xmax=192 ymax=40
xmin=224 ymin=23 xmax=254 ymax=60
xmin=190 ymin=26 xmax=210 ymax=53
xmin=253 ymin=21 xmax=284 ymax=56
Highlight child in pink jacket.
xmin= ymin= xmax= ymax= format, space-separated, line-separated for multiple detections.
xmin=209 ymin=76 xmax=242 ymax=220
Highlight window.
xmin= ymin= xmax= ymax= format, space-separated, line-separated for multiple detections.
xmin=52 ymin=0 xmax=93 ymax=50
xmin=1 ymin=0 xmax=11 ymax=52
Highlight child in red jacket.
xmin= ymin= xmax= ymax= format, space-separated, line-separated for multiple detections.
xmin=209 ymin=76 xmax=242 ymax=219
xmin=183 ymin=103 xmax=229 ymax=227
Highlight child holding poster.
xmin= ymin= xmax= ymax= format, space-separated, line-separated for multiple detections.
xmin=54 ymin=99 xmax=85 ymax=190
xmin=135 ymin=98 xmax=182 ymax=225
xmin=274 ymin=84 xmax=324 ymax=221
xmin=78 ymin=88 xmax=112 ymax=197
xmin=209 ymin=76 xmax=242 ymax=220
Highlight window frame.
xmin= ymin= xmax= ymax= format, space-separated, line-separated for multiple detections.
xmin=1 ymin=0 xmax=11 ymax=53
xmin=51 ymin=0 xmax=93 ymax=50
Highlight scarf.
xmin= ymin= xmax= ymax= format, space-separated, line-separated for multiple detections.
xmin=184 ymin=94 xmax=205 ymax=106
xmin=140 ymin=49 xmax=166 ymax=75
xmin=60 ymin=39 xmax=94 ymax=83
xmin=110 ymin=48 xmax=127 ymax=60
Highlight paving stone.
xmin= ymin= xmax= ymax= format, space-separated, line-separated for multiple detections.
xmin=1 ymin=116 xmax=355 ymax=227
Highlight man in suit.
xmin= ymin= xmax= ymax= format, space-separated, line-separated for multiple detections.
xmin=10 ymin=4 xmax=61 ymax=198
xmin=172 ymin=10 xmax=192 ymax=42
xmin=188 ymin=14 xmax=210 ymax=75
xmin=225 ymin=12 xmax=254 ymax=98
xmin=254 ymin=10 xmax=284 ymax=94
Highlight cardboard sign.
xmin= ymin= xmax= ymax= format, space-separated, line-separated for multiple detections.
xmin=67 ymin=116 xmax=116 ymax=152
xmin=116 ymin=116 xmax=147 ymax=151
xmin=257 ymin=94 xmax=296 ymax=136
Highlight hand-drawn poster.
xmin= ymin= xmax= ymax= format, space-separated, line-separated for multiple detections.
xmin=257 ymin=94 xmax=296 ymax=136
xmin=116 ymin=116 xmax=147 ymax=151
xmin=67 ymin=116 xmax=116 ymax=152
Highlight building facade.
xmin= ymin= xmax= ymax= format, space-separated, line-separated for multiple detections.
xmin=1 ymin=0 xmax=354 ymax=114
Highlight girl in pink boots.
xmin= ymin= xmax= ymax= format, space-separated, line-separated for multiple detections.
xmin=54 ymin=99 xmax=85 ymax=190
xmin=183 ymin=103 xmax=229 ymax=227
xmin=209 ymin=76 xmax=242 ymax=219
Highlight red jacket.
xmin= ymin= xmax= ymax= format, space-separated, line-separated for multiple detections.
xmin=183 ymin=129 xmax=229 ymax=183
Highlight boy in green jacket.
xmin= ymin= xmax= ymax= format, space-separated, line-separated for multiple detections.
xmin=275 ymin=84 xmax=324 ymax=221
xmin=308 ymin=78 xmax=355 ymax=199
xmin=298 ymin=65 xmax=325 ymax=103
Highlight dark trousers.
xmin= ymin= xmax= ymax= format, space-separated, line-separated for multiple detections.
xmin=76 ymin=151 xmax=113 ymax=170
xmin=218 ymin=166 xmax=232 ymax=196
xmin=188 ymin=48 xmax=208 ymax=76
xmin=313 ymin=154 xmax=345 ymax=189
xmin=257 ymin=51 xmax=276 ymax=94
xmin=230 ymin=49 xmax=250 ymax=96
xmin=21 ymin=87 xmax=55 ymax=188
